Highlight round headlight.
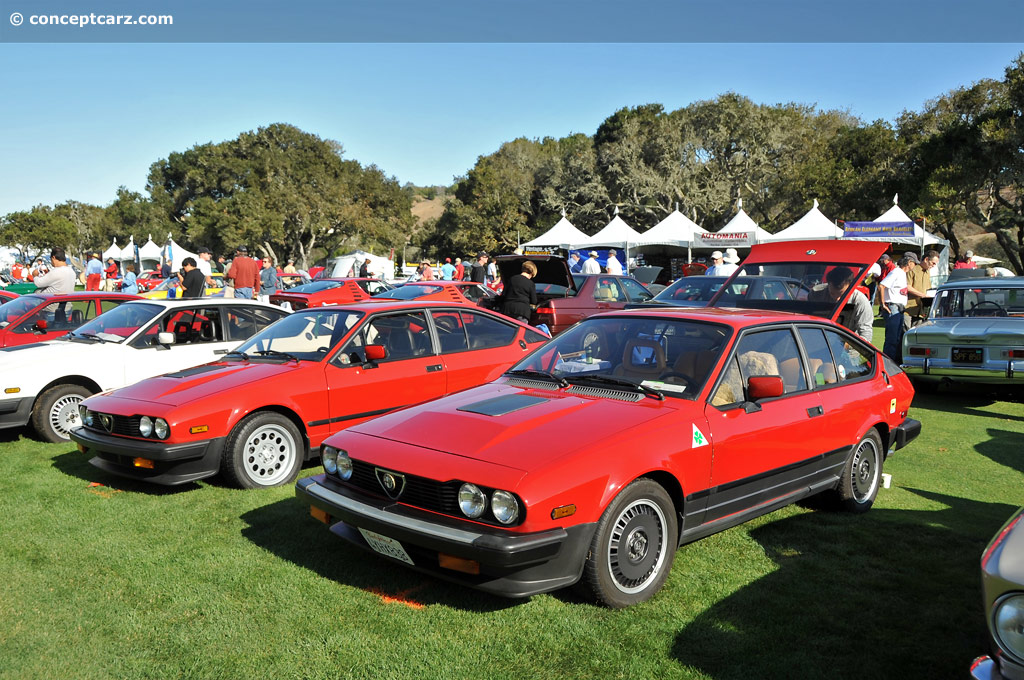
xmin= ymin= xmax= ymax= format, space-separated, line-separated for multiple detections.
xmin=994 ymin=594 xmax=1024 ymax=661
xmin=459 ymin=483 xmax=487 ymax=519
xmin=491 ymin=490 xmax=520 ymax=524
xmin=322 ymin=446 xmax=338 ymax=475
xmin=154 ymin=418 xmax=169 ymax=440
xmin=139 ymin=416 xmax=153 ymax=437
xmin=336 ymin=449 xmax=353 ymax=480
xmin=80 ymin=406 xmax=93 ymax=427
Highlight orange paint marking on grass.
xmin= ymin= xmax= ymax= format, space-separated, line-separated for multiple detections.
xmin=86 ymin=482 xmax=123 ymax=498
xmin=368 ymin=585 xmax=426 ymax=609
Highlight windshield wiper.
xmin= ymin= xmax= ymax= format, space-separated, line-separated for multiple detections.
xmin=252 ymin=349 xmax=299 ymax=362
xmin=225 ymin=350 xmax=250 ymax=361
xmin=75 ymin=332 xmax=108 ymax=343
xmin=504 ymin=368 xmax=569 ymax=388
xmin=563 ymin=374 xmax=664 ymax=400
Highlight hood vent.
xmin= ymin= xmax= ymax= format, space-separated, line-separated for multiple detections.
xmin=457 ymin=394 xmax=549 ymax=417
xmin=165 ymin=364 xmax=226 ymax=379
xmin=567 ymin=385 xmax=644 ymax=402
xmin=505 ymin=376 xmax=559 ymax=391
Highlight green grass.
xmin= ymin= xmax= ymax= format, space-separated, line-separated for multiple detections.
xmin=1 ymin=322 xmax=1022 ymax=678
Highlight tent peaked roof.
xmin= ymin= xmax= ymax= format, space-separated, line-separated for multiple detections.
xmin=873 ymin=202 xmax=944 ymax=244
xmin=101 ymin=239 xmax=121 ymax=260
xmin=522 ymin=216 xmax=589 ymax=248
xmin=118 ymin=235 xmax=136 ymax=260
xmin=635 ymin=209 xmax=707 ymax=246
xmin=139 ymin=235 xmax=162 ymax=259
xmin=717 ymin=207 xmax=773 ymax=242
xmin=771 ymin=202 xmax=843 ymax=241
xmin=874 ymin=202 xmax=914 ymax=224
xmin=578 ymin=214 xmax=643 ymax=247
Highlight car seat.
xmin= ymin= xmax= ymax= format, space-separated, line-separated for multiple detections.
xmin=198 ymin=319 xmax=215 ymax=342
xmin=174 ymin=321 xmax=192 ymax=344
xmin=70 ymin=309 xmax=84 ymax=326
xmin=387 ymin=329 xmax=416 ymax=359
xmin=614 ymin=339 xmax=666 ymax=380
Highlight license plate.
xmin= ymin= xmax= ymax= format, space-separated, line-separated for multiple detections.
xmin=952 ymin=347 xmax=983 ymax=363
xmin=358 ymin=528 xmax=414 ymax=565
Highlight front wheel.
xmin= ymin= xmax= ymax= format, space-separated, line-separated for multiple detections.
xmin=32 ymin=384 xmax=91 ymax=443
xmin=220 ymin=412 xmax=303 ymax=489
xmin=836 ymin=429 xmax=884 ymax=513
xmin=582 ymin=479 xmax=678 ymax=608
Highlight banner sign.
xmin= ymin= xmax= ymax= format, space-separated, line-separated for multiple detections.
xmin=694 ymin=231 xmax=754 ymax=248
xmin=523 ymin=247 xmax=557 ymax=256
xmin=842 ymin=221 xmax=915 ymax=238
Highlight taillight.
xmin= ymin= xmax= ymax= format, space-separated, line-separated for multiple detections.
xmin=535 ymin=303 xmax=554 ymax=317
xmin=1009 ymin=349 xmax=1024 ymax=359
xmin=907 ymin=347 xmax=932 ymax=356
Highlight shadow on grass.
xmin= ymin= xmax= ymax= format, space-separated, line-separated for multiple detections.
xmin=240 ymin=497 xmax=520 ymax=613
xmin=912 ymin=384 xmax=1024 ymax=422
xmin=671 ymin=489 xmax=1015 ymax=679
xmin=0 ymin=428 xmax=27 ymax=444
xmin=50 ymin=450 xmax=200 ymax=495
xmin=976 ymin=427 xmax=1024 ymax=476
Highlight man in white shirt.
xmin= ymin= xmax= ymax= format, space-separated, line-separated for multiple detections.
xmin=605 ymin=249 xmax=623 ymax=275
xmin=705 ymin=251 xmax=731 ymax=276
xmin=197 ymin=247 xmax=215 ymax=287
xmin=32 ymin=248 xmax=77 ymax=294
xmin=582 ymin=251 xmax=602 ymax=274
xmin=880 ymin=255 xmax=914 ymax=362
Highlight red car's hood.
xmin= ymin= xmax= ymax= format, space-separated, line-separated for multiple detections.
xmin=109 ymin=360 xmax=309 ymax=407
xmin=350 ymin=382 xmax=680 ymax=469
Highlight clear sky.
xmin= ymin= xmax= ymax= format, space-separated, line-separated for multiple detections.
xmin=1 ymin=42 xmax=1022 ymax=216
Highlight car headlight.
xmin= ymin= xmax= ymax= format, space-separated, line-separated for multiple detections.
xmin=322 ymin=446 xmax=338 ymax=475
xmin=994 ymin=594 xmax=1024 ymax=661
xmin=154 ymin=418 xmax=169 ymax=440
xmin=80 ymin=406 xmax=94 ymax=427
xmin=491 ymin=490 xmax=520 ymax=524
xmin=459 ymin=483 xmax=487 ymax=519
xmin=336 ymin=449 xmax=352 ymax=480
xmin=139 ymin=416 xmax=153 ymax=437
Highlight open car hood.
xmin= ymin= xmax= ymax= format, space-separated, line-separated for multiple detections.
xmin=495 ymin=255 xmax=577 ymax=295
xmin=707 ymin=239 xmax=887 ymax=323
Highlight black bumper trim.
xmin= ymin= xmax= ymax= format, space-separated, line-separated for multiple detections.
xmin=0 ymin=395 xmax=34 ymax=430
xmin=890 ymin=418 xmax=922 ymax=452
xmin=72 ymin=426 xmax=226 ymax=485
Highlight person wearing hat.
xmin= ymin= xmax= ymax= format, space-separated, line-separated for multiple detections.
xmin=708 ymin=248 xmax=741 ymax=276
xmin=419 ymin=258 xmax=435 ymax=281
xmin=470 ymin=252 xmax=488 ymax=283
xmin=103 ymin=257 xmax=120 ymax=291
xmin=85 ymin=252 xmax=103 ymax=290
xmin=440 ymin=257 xmax=456 ymax=281
xmin=227 ymin=245 xmax=260 ymax=299
xmin=582 ymin=251 xmax=601 ymax=274
xmin=454 ymin=257 xmax=465 ymax=281
xmin=605 ymin=248 xmax=623 ymax=275
xmin=196 ymin=247 xmax=215 ymax=287
xmin=704 ymin=251 xmax=727 ymax=276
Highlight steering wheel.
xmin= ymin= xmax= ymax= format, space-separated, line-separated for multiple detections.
xmin=657 ymin=371 xmax=693 ymax=388
xmin=969 ymin=300 xmax=1007 ymax=317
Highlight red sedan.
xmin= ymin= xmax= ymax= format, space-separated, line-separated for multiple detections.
xmin=296 ymin=240 xmax=921 ymax=607
xmin=73 ymin=301 xmax=550 ymax=488
xmin=135 ymin=271 xmax=167 ymax=292
xmin=372 ymin=281 xmax=497 ymax=306
xmin=0 ymin=292 xmax=140 ymax=348
xmin=269 ymin=278 xmax=393 ymax=311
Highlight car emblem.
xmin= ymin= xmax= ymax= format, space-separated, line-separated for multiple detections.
xmin=375 ymin=468 xmax=406 ymax=499
xmin=99 ymin=414 xmax=113 ymax=432
xmin=806 ymin=249 xmax=817 ymax=255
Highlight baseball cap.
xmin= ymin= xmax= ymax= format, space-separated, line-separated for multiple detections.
xmin=904 ymin=252 xmax=920 ymax=263
xmin=710 ymin=250 xmax=724 ymax=260
xmin=198 ymin=247 xmax=211 ymax=254
xmin=965 ymin=250 xmax=974 ymax=258
xmin=477 ymin=251 xmax=488 ymax=258
xmin=236 ymin=245 xmax=248 ymax=253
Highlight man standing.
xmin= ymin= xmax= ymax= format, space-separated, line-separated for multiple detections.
xmin=905 ymin=250 xmax=939 ymax=328
xmin=470 ymin=252 xmax=488 ymax=283
xmin=227 ymin=246 xmax=260 ymax=299
xmin=705 ymin=251 xmax=727 ymax=276
xmin=177 ymin=258 xmax=206 ymax=298
xmin=880 ymin=255 xmax=914 ymax=362
xmin=567 ymin=252 xmax=582 ymax=273
xmin=582 ymin=251 xmax=601 ymax=274
xmin=259 ymin=256 xmax=282 ymax=302
xmin=454 ymin=257 xmax=465 ymax=281
xmin=196 ymin=247 xmax=215 ymax=286
xmin=215 ymin=255 xmax=227 ymax=275
xmin=419 ymin=259 xmax=435 ymax=281
xmin=85 ymin=252 xmax=103 ymax=290
xmin=103 ymin=258 xmax=119 ymax=291
xmin=605 ymin=249 xmax=623 ymax=275
xmin=440 ymin=258 xmax=455 ymax=281
xmin=32 ymin=248 xmax=77 ymax=294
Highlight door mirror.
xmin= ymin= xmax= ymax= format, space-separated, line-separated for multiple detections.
xmin=364 ymin=344 xmax=387 ymax=361
xmin=748 ymin=375 xmax=784 ymax=400
xmin=157 ymin=331 xmax=176 ymax=346
xmin=32 ymin=319 xmax=48 ymax=333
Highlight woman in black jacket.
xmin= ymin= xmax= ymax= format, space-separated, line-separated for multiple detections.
xmin=501 ymin=261 xmax=537 ymax=323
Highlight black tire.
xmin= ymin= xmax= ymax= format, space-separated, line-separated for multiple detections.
xmin=31 ymin=384 xmax=91 ymax=443
xmin=836 ymin=429 xmax=884 ymax=513
xmin=220 ymin=412 xmax=303 ymax=489
xmin=582 ymin=479 xmax=678 ymax=608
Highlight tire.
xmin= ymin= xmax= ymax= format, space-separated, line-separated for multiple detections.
xmin=220 ymin=412 xmax=303 ymax=489
xmin=582 ymin=479 xmax=678 ymax=608
xmin=31 ymin=384 xmax=91 ymax=443
xmin=836 ymin=429 xmax=884 ymax=513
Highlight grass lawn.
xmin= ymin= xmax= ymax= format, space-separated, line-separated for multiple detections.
xmin=1 ymin=318 xmax=1022 ymax=679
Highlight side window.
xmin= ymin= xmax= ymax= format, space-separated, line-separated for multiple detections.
xmin=252 ymin=307 xmax=287 ymax=332
xmin=459 ymin=285 xmax=486 ymax=303
xmin=824 ymin=330 xmax=873 ymax=382
xmin=432 ymin=311 xmax=469 ymax=353
xmin=711 ymin=328 xmax=804 ymax=406
xmin=362 ymin=312 xmax=432 ymax=362
xmin=592 ymin=277 xmax=626 ymax=302
xmin=191 ymin=308 xmax=224 ymax=343
xmin=798 ymin=327 xmax=839 ymax=386
xmin=225 ymin=308 xmax=258 ymax=342
xmin=462 ymin=311 xmax=517 ymax=349
xmin=619 ymin=277 xmax=653 ymax=302
xmin=99 ymin=299 xmax=126 ymax=315
xmin=711 ymin=356 xmax=743 ymax=407
xmin=761 ymin=280 xmax=790 ymax=300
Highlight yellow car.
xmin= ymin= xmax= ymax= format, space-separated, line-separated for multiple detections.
xmin=141 ymin=272 xmax=225 ymax=299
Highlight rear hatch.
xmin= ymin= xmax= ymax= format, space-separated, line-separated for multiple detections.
xmin=495 ymin=255 xmax=577 ymax=302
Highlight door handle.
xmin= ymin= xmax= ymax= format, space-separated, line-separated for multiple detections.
xmin=426 ymin=364 xmax=443 ymax=373
xmin=806 ymin=406 xmax=824 ymax=418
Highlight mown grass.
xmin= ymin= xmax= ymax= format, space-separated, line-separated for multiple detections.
xmin=1 ymin=323 xmax=1022 ymax=678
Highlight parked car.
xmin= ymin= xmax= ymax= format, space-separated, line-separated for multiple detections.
xmin=135 ymin=270 xmax=166 ymax=292
xmin=0 ymin=298 xmax=287 ymax=442
xmin=971 ymin=507 xmax=1024 ymax=680
xmin=296 ymin=239 xmax=920 ymax=606
xmin=141 ymin=272 xmax=226 ymax=299
xmin=902 ymin=276 xmax=1024 ymax=386
xmin=372 ymin=281 xmax=497 ymax=307
xmin=72 ymin=302 xmax=550 ymax=488
xmin=0 ymin=292 xmax=140 ymax=348
xmin=269 ymin=278 xmax=393 ymax=311
xmin=627 ymin=275 xmax=811 ymax=310
xmin=0 ymin=290 xmax=18 ymax=303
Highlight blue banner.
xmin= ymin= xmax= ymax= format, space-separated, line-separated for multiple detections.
xmin=843 ymin=221 xmax=916 ymax=238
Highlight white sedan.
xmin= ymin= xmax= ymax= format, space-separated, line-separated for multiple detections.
xmin=0 ymin=298 xmax=288 ymax=442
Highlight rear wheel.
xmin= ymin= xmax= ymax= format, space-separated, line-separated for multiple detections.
xmin=220 ymin=412 xmax=303 ymax=489
xmin=836 ymin=429 xmax=884 ymax=513
xmin=32 ymin=384 xmax=91 ymax=443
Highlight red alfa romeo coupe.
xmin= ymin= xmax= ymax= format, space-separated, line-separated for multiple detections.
xmin=269 ymin=278 xmax=393 ymax=311
xmin=296 ymin=240 xmax=921 ymax=607
xmin=73 ymin=301 xmax=550 ymax=488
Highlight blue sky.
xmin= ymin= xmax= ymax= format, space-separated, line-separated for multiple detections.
xmin=1 ymin=42 xmax=1022 ymax=216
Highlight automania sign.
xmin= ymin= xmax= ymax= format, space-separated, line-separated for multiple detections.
xmin=694 ymin=231 xmax=754 ymax=248
xmin=842 ymin=221 xmax=916 ymax=238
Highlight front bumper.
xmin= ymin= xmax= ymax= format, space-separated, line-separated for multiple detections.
xmin=296 ymin=475 xmax=595 ymax=598
xmin=971 ymin=654 xmax=1024 ymax=680
xmin=888 ymin=418 xmax=921 ymax=454
xmin=902 ymin=358 xmax=1024 ymax=383
xmin=71 ymin=426 xmax=226 ymax=485
xmin=0 ymin=395 xmax=34 ymax=430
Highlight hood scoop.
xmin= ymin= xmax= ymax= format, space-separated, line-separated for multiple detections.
xmin=165 ymin=364 xmax=225 ymax=379
xmin=457 ymin=394 xmax=549 ymax=417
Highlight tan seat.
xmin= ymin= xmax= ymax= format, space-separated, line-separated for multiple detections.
xmin=615 ymin=339 xmax=666 ymax=380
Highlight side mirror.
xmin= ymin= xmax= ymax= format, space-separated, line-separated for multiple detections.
xmin=748 ymin=375 xmax=784 ymax=400
xmin=157 ymin=331 xmax=176 ymax=346
xmin=33 ymin=319 xmax=48 ymax=333
xmin=365 ymin=344 xmax=387 ymax=362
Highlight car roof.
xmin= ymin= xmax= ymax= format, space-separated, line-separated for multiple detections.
xmin=938 ymin=275 xmax=1024 ymax=289
xmin=15 ymin=292 xmax=140 ymax=300
xmin=314 ymin=299 xmax=532 ymax=324
xmin=606 ymin=305 xmax=833 ymax=328
xmin=122 ymin=298 xmax=279 ymax=309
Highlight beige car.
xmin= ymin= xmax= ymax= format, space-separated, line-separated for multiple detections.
xmin=971 ymin=507 xmax=1024 ymax=679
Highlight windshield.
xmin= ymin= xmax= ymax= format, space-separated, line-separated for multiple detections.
xmin=653 ymin=277 xmax=727 ymax=305
xmin=284 ymin=280 xmax=344 ymax=295
xmin=710 ymin=263 xmax=864 ymax=318
xmin=233 ymin=309 xmax=364 ymax=361
xmin=0 ymin=295 xmax=43 ymax=327
xmin=931 ymin=287 xmax=1024 ymax=318
xmin=73 ymin=302 xmax=163 ymax=341
xmin=509 ymin=316 xmax=731 ymax=399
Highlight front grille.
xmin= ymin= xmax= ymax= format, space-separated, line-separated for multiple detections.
xmin=348 ymin=459 xmax=459 ymax=514
xmin=85 ymin=413 xmax=142 ymax=437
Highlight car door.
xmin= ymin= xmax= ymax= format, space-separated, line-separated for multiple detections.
xmin=432 ymin=309 xmax=530 ymax=392
xmin=702 ymin=326 xmax=830 ymax=523
xmin=323 ymin=310 xmax=445 ymax=434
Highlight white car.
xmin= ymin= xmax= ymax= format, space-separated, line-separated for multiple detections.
xmin=0 ymin=298 xmax=289 ymax=442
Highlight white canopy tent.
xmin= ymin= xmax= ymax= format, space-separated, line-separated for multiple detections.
xmin=633 ymin=209 xmax=708 ymax=262
xmin=138 ymin=235 xmax=162 ymax=272
xmin=769 ymin=199 xmax=844 ymax=241
xmin=101 ymin=239 xmax=121 ymax=261
xmin=328 ymin=250 xmax=396 ymax=281
xmin=714 ymin=199 xmax=773 ymax=243
xmin=118 ymin=236 xmax=137 ymax=265
xmin=522 ymin=211 xmax=589 ymax=249
xmin=571 ymin=210 xmax=643 ymax=249
xmin=870 ymin=200 xmax=947 ymax=248
xmin=163 ymin=236 xmax=199 ymax=272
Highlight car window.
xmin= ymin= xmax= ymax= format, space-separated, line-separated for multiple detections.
xmin=432 ymin=310 xmax=469 ymax=353
xmin=356 ymin=280 xmax=391 ymax=295
xmin=0 ymin=295 xmax=44 ymax=327
xmin=459 ymin=285 xmax=487 ymax=303
xmin=462 ymin=311 xmax=517 ymax=349
xmin=99 ymin=299 xmax=128 ymax=314
xmin=797 ymin=327 xmax=840 ymax=386
xmin=592 ymin=277 xmax=626 ymax=302
xmin=337 ymin=311 xmax=433 ymax=365
xmin=239 ymin=309 xmax=362 ymax=361
xmin=13 ymin=299 xmax=94 ymax=334
xmin=823 ymin=329 xmax=873 ymax=382
xmin=711 ymin=328 xmax=804 ymax=406
xmin=619 ymin=277 xmax=653 ymax=302
xmin=931 ymin=286 xmax=1024 ymax=318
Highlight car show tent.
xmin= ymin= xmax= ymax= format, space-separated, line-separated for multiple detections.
xmin=632 ymin=208 xmax=708 ymax=262
xmin=768 ymin=199 xmax=844 ymax=241
xmin=712 ymin=199 xmax=774 ymax=244
xmin=522 ymin=211 xmax=589 ymax=250
xmin=327 ymin=250 xmax=396 ymax=281
xmin=571 ymin=208 xmax=643 ymax=250
xmin=101 ymin=239 xmax=121 ymax=262
xmin=138 ymin=236 xmax=162 ymax=272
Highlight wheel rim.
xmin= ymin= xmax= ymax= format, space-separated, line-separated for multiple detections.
xmin=606 ymin=498 xmax=668 ymax=594
xmin=850 ymin=437 xmax=881 ymax=502
xmin=49 ymin=393 xmax=84 ymax=439
xmin=242 ymin=423 xmax=297 ymax=486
